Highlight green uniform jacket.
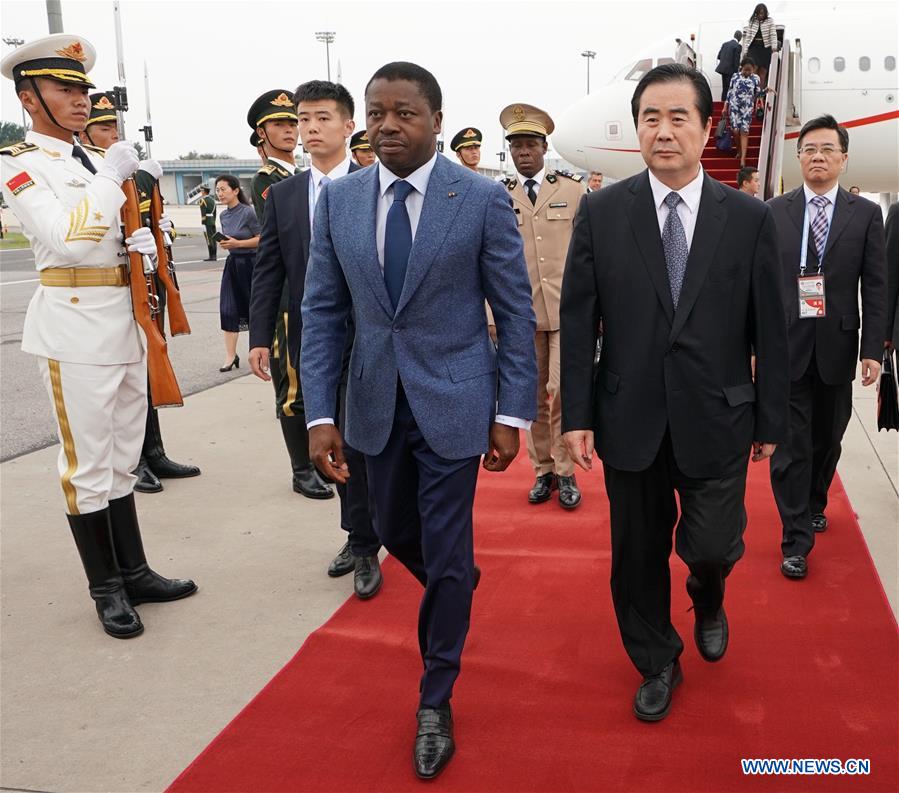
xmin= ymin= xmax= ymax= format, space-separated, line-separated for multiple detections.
xmin=251 ymin=161 xmax=293 ymax=223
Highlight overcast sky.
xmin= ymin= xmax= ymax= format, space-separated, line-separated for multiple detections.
xmin=0 ymin=0 xmax=833 ymax=167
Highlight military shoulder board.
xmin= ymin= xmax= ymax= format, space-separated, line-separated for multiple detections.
xmin=0 ymin=142 xmax=38 ymax=157
xmin=258 ymin=164 xmax=277 ymax=175
xmin=501 ymin=177 xmax=517 ymax=190
xmin=81 ymin=143 xmax=106 ymax=157
xmin=555 ymin=169 xmax=583 ymax=182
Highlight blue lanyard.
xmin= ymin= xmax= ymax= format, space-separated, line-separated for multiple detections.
xmin=799 ymin=200 xmax=831 ymax=275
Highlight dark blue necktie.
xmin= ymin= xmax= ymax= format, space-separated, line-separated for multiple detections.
xmin=384 ymin=179 xmax=414 ymax=310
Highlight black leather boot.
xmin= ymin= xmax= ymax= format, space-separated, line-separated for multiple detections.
xmin=280 ymin=415 xmax=334 ymax=499
xmin=133 ymin=455 xmax=163 ymax=493
xmin=143 ymin=405 xmax=201 ymax=479
xmin=109 ymin=493 xmax=198 ymax=605
xmin=67 ymin=509 xmax=143 ymax=638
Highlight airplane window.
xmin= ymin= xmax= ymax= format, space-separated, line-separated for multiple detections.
xmin=808 ymin=57 xmax=821 ymax=73
xmin=625 ymin=58 xmax=653 ymax=81
xmin=859 ymin=56 xmax=870 ymax=71
xmin=886 ymin=56 xmax=896 ymax=71
xmin=834 ymin=57 xmax=845 ymax=72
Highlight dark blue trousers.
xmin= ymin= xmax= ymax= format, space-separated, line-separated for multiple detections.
xmin=365 ymin=387 xmax=480 ymax=708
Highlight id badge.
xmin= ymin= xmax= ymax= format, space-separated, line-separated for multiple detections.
xmin=798 ymin=273 xmax=826 ymax=318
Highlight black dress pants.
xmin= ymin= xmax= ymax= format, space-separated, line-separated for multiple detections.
xmin=770 ymin=356 xmax=853 ymax=557
xmin=602 ymin=432 xmax=748 ymax=677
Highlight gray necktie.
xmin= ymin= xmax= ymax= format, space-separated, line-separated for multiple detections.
xmin=662 ymin=192 xmax=688 ymax=309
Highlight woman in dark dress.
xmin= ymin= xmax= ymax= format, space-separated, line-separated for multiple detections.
xmin=215 ymin=174 xmax=260 ymax=372
xmin=741 ymin=3 xmax=778 ymax=87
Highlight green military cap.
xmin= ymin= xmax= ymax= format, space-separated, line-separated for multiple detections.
xmin=499 ymin=103 xmax=554 ymax=140
xmin=247 ymin=89 xmax=298 ymax=130
xmin=349 ymin=130 xmax=372 ymax=151
xmin=450 ymin=127 xmax=482 ymax=151
xmin=86 ymin=91 xmax=117 ymax=127
xmin=1 ymin=33 xmax=96 ymax=88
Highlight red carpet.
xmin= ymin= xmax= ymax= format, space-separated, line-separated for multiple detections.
xmin=168 ymin=451 xmax=898 ymax=792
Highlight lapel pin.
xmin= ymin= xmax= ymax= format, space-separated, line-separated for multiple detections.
xmin=448 ymin=191 xmax=457 ymax=198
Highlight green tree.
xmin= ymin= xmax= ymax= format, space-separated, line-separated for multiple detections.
xmin=0 ymin=121 xmax=26 ymax=148
xmin=134 ymin=141 xmax=147 ymax=160
xmin=178 ymin=150 xmax=233 ymax=160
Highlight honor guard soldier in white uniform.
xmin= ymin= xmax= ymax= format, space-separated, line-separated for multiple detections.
xmin=450 ymin=126 xmax=482 ymax=171
xmin=498 ymin=103 xmax=586 ymax=509
xmin=82 ymin=89 xmax=202 ymax=494
xmin=1 ymin=34 xmax=197 ymax=639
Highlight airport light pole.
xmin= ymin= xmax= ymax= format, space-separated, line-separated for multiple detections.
xmin=581 ymin=50 xmax=596 ymax=94
xmin=2 ymin=38 xmax=29 ymax=132
xmin=315 ymin=31 xmax=336 ymax=81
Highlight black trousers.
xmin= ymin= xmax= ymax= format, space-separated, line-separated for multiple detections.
xmin=602 ymin=432 xmax=748 ymax=677
xmin=365 ymin=385 xmax=480 ymax=708
xmin=720 ymin=72 xmax=734 ymax=102
xmin=770 ymin=356 xmax=853 ymax=557
xmin=203 ymin=223 xmax=217 ymax=259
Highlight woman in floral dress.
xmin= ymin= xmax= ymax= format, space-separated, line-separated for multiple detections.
xmin=724 ymin=56 xmax=761 ymax=167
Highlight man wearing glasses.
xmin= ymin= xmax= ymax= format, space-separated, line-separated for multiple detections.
xmin=767 ymin=115 xmax=887 ymax=580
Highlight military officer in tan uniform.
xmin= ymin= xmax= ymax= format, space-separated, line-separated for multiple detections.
xmin=1 ymin=34 xmax=196 ymax=640
xmin=498 ymin=103 xmax=586 ymax=509
xmin=451 ymin=126 xmax=482 ymax=171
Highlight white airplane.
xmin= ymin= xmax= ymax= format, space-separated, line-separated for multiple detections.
xmin=553 ymin=2 xmax=899 ymax=195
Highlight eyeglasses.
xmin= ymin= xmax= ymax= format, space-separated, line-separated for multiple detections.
xmin=799 ymin=145 xmax=843 ymax=156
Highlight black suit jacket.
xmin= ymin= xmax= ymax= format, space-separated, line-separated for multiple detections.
xmin=884 ymin=202 xmax=899 ymax=346
xmin=560 ymin=170 xmax=789 ymax=479
xmin=767 ymin=186 xmax=887 ymax=384
xmin=250 ymin=163 xmax=361 ymax=368
xmin=716 ymin=39 xmax=741 ymax=75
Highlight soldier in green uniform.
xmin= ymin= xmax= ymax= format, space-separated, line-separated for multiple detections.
xmin=247 ymin=89 xmax=332 ymax=499
xmin=82 ymin=89 xmax=202 ymax=494
xmin=349 ymin=130 xmax=375 ymax=167
xmin=450 ymin=126 xmax=482 ymax=172
xmin=198 ymin=186 xmax=217 ymax=261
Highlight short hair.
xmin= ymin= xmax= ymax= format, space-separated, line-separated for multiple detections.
xmin=797 ymin=114 xmax=849 ymax=152
xmin=199 ymin=185 xmax=210 ymax=194
xmin=589 ymin=170 xmax=603 ymax=177
xmin=737 ymin=166 xmax=759 ymax=186
xmin=734 ymin=30 xmax=743 ymax=40
xmin=740 ymin=56 xmax=756 ymax=68
xmin=365 ymin=62 xmax=442 ymax=113
xmin=630 ymin=63 xmax=713 ymax=127
xmin=293 ymin=80 xmax=354 ymax=119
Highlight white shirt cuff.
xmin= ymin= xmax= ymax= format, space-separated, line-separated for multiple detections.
xmin=307 ymin=418 xmax=335 ymax=429
xmin=495 ymin=414 xmax=532 ymax=431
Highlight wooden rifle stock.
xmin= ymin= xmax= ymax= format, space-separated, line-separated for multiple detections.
xmin=121 ymin=178 xmax=183 ymax=408
xmin=149 ymin=184 xmax=191 ymax=336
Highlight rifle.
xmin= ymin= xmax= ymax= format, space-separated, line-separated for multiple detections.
xmin=149 ymin=184 xmax=191 ymax=336
xmin=121 ymin=177 xmax=183 ymax=408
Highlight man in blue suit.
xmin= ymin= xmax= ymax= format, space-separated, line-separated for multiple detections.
xmin=301 ymin=62 xmax=537 ymax=779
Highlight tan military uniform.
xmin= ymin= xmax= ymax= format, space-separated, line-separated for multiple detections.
xmin=503 ymin=169 xmax=585 ymax=477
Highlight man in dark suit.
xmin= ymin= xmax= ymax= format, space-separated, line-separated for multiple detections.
xmin=768 ymin=115 xmax=887 ymax=580
xmin=249 ymin=81 xmax=383 ymax=600
xmin=560 ymin=64 xmax=788 ymax=722
xmin=301 ymin=62 xmax=537 ymax=778
xmin=885 ymin=202 xmax=899 ymax=348
xmin=715 ymin=31 xmax=743 ymax=102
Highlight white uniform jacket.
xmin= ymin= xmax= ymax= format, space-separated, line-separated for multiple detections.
xmin=1 ymin=130 xmax=142 ymax=365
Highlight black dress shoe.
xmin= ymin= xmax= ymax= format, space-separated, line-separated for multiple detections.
xmin=781 ymin=555 xmax=808 ymax=579
xmin=133 ymin=457 xmax=163 ymax=493
xmin=354 ymin=555 xmax=382 ymax=599
xmin=293 ymin=465 xmax=335 ymax=499
xmin=633 ymin=659 xmax=682 ymax=722
xmin=811 ymin=513 xmax=828 ymax=533
xmin=148 ymin=454 xmax=201 ymax=479
xmin=473 ymin=564 xmax=481 ymax=591
xmin=528 ymin=473 xmax=557 ymax=504
xmin=693 ymin=605 xmax=729 ymax=662
xmin=328 ymin=541 xmax=355 ymax=577
xmin=557 ymin=474 xmax=582 ymax=510
xmin=413 ymin=705 xmax=454 ymax=780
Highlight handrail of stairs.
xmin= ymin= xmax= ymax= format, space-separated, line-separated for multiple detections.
xmin=758 ymin=27 xmax=791 ymax=199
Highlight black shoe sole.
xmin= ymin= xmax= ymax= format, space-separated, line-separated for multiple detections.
xmin=633 ymin=668 xmax=683 ymax=722
xmin=414 ymin=745 xmax=455 ymax=780
xmin=780 ymin=566 xmax=808 ymax=579
xmin=528 ymin=493 xmax=553 ymax=504
xmin=559 ymin=496 xmax=582 ymax=510
xmin=133 ymin=483 xmax=164 ymax=493
xmin=127 ymin=583 xmax=199 ymax=606
xmin=294 ymin=486 xmax=335 ymax=500
xmin=103 ymin=622 xmax=144 ymax=639
xmin=154 ymin=471 xmax=202 ymax=479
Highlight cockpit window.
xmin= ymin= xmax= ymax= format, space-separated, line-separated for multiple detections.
xmin=625 ymin=58 xmax=654 ymax=81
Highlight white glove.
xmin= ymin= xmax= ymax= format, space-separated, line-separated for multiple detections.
xmin=137 ymin=159 xmax=163 ymax=180
xmin=98 ymin=141 xmax=140 ymax=184
xmin=125 ymin=226 xmax=158 ymax=271
xmin=157 ymin=213 xmax=173 ymax=234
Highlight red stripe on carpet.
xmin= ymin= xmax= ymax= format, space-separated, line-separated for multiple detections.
xmin=168 ymin=452 xmax=898 ymax=792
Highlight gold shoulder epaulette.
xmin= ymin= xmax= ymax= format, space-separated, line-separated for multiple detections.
xmin=258 ymin=164 xmax=276 ymax=175
xmin=0 ymin=141 xmax=38 ymax=157
xmin=81 ymin=143 xmax=107 ymax=157
xmin=555 ymin=169 xmax=583 ymax=182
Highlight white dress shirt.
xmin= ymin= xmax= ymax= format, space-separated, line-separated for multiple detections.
xmin=647 ymin=166 xmax=705 ymax=251
xmin=309 ymin=155 xmax=352 ymax=225
xmin=516 ymin=166 xmax=546 ymax=196
xmin=268 ymin=156 xmax=297 ymax=175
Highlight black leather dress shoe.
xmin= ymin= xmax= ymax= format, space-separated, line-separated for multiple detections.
xmin=781 ymin=555 xmax=808 ymax=579
xmin=328 ymin=541 xmax=355 ymax=577
xmin=293 ymin=465 xmax=335 ymax=499
xmin=148 ymin=454 xmax=201 ymax=479
xmin=811 ymin=513 xmax=828 ymax=533
xmin=133 ymin=458 xmax=163 ymax=493
xmin=557 ymin=475 xmax=581 ymax=509
xmin=633 ymin=660 xmax=682 ymax=722
xmin=414 ymin=705 xmax=454 ymax=779
xmin=354 ymin=555 xmax=382 ymax=599
xmin=693 ymin=605 xmax=728 ymax=662
xmin=528 ymin=473 xmax=557 ymax=504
